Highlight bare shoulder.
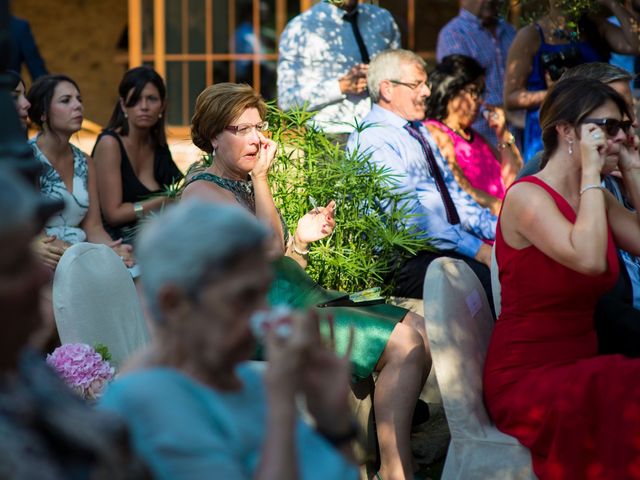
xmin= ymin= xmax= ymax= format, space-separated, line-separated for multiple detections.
xmin=511 ymin=24 xmax=540 ymax=51
xmin=92 ymin=134 xmax=122 ymax=164
xmin=429 ymin=124 xmax=453 ymax=143
xmin=425 ymin=121 xmax=448 ymax=137
xmin=425 ymin=123 xmax=455 ymax=153
xmin=503 ymin=179 xmax=561 ymax=227
xmin=505 ymin=179 xmax=553 ymax=208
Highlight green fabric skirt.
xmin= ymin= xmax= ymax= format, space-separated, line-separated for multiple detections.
xmin=266 ymin=256 xmax=407 ymax=381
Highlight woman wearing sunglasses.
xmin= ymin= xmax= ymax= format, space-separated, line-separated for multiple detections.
xmin=424 ymin=55 xmax=523 ymax=216
xmin=483 ymin=76 xmax=640 ymax=479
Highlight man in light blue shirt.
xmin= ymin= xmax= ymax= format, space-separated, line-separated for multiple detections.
xmin=277 ymin=0 xmax=400 ymax=136
xmin=347 ymin=49 xmax=497 ymax=306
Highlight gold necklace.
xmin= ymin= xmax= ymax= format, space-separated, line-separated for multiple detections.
xmin=443 ymin=121 xmax=472 ymax=141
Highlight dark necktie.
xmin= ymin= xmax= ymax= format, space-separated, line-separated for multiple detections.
xmin=404 ymin=122 xmax=461 ymax=225
xmin=342 ymin=10 xmax=370 ymax=64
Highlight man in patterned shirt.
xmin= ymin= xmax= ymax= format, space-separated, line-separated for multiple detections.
xmin=437 ymin=0 xmax=516 ymax=146
xmin=277 ymin=0 xmax=400 ymax=138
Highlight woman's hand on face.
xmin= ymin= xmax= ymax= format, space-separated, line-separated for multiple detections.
xmin=251 ymin=133 xmax=278 ymax=181
xmin=33 ymin=235 xmax=70 ymax=270
xmin=618 ymin=133 xmax=640 ymax=173
xmin=295 ymin=200 xmax=336 ymax=245
xmin=109 ymin=239 xmax=135 ymax=267
xmin=579 ymin=123 xmax=608 ymax=173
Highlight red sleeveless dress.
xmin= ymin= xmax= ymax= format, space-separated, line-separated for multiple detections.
xmin=483 ymin=176 xmax=640 ymax=479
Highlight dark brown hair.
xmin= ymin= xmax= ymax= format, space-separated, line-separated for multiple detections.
xmin=27 ymin=74 xmax=81 ymax=131
xmin=539 ymin=76 xmax=631 ymax=168
xmin=425 ymin=54 xmax=485 ymax=122
xmin=106 ymin=66 xmax=168 ymax=147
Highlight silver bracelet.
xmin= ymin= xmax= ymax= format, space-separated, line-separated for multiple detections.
xmin=133 ymin=202 xmax=145 ymax=219
xmin=579 ymin=184 xmax=603 ymax=195
xmin=292 ymin=239 xmax=309 ymax=256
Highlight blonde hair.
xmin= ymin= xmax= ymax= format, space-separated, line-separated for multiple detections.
xmin=191 ymin=83 xmax=267 ymax=153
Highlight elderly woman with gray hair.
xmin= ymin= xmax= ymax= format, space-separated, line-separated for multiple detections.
xmin=100 ymin=199 xmax=359 ymax=480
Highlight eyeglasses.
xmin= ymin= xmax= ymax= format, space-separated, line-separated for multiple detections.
xmin=224 ymin=121 xmax=269 ymax=136
xmin=461 ymin=85 xmax=485 ymax=99
xmin=389 ymin=80 xmax=430 ymax=91
xmin=582 ymin=118 xmax=633 ymax=137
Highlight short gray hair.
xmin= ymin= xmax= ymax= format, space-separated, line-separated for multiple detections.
xmin=136 ymin=199 xmax=269 ymax=322
xmin=368 ymin=49 xmax=427 ymax=103
xmin=561 ymin=62 xmax=633 ymax=85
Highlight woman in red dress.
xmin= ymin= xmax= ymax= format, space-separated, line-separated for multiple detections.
xmin=484 ymin=76 xmax=640 ymax=479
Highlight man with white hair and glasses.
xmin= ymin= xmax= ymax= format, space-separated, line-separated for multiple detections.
xmin=348 ymin=49 xmax=498 ymax=309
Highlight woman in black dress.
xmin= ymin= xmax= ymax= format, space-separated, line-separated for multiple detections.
xmin=93 ymin=66 xmax=182 ymax=242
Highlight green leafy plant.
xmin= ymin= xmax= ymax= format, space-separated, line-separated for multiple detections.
xmin=170 ymin=104 xmax=429 ymax=294
xmin=510 ymin=0 xmax=609 ymax=27
xmin=266 ymin=104 xmax=429 ymax=294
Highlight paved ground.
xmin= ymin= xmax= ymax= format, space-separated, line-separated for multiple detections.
xmin=412 ymin=403 xmax=449 ymax=480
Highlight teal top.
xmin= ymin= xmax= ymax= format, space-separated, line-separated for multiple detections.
xmin=99 ymin=363 xmax=358 ymax=480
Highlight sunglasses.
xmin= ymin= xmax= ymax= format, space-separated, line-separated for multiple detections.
xmin=582 ymin=118 xmax=633 ymax=137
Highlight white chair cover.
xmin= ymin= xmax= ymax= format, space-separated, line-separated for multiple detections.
xmin=423 ymin=257 xmax=535 ymax=479
xmin=53 ymin=243 xmax=149 ymax=368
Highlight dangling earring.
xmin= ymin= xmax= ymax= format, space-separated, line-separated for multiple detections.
xmin=568 ymin=139 xmax=573 ymax=156
xmin=158 ymin=112 xmax=163 ymax=119
xmin=124 ymin=112 xmax=128 ymax=119
xmin=211 ymin=145 xmax=217 ymax=158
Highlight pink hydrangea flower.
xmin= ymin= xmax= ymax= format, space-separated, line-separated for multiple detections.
xmin=46 ymin=343 xmax=115 ymax=400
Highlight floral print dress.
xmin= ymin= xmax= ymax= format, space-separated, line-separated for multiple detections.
xmin=30 ymin=137 xmax=90 ymax=244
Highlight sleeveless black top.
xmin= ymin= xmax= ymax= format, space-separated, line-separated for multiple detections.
xmin=93 ymin=130 xmax=183 ymax=241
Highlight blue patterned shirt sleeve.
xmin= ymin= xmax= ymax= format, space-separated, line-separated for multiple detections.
xmin=347 ymin=105 xmax=497 ymax=259
xmin=277 ymin=2 xmax=400 ymax=133
xmin=436 ymin=9 xmax=516 ymax=145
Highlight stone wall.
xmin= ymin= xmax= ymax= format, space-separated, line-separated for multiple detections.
xmin=12 ymin=0 xmax=128 ymax=126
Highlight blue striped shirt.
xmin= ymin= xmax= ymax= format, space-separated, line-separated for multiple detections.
xmin=436 ymin=9 xmax=516 ymax=146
